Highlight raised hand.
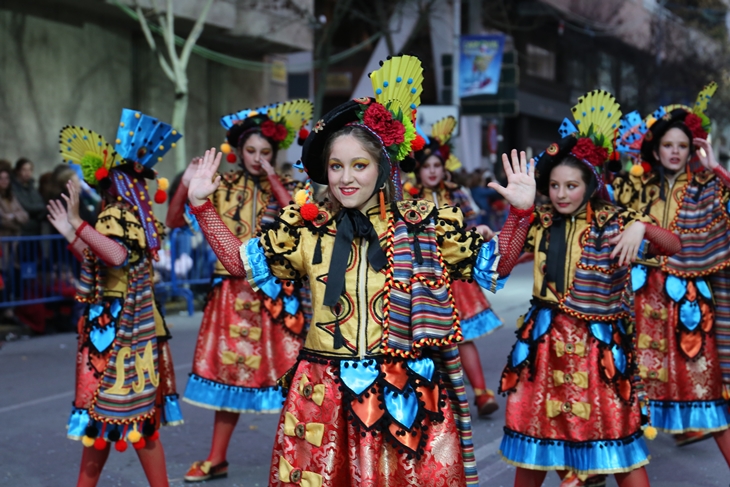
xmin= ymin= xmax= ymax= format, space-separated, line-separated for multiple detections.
xmin=61 ymin=180 xmax=83 ymax=229
xmin=693 ymin=138 xmax=718 ymax=171
xmin=609 ymin=222 xmax=646 ymax=266
xmin=476 ymin=224 xmax=495 ymax=240
xmin=47 ymin=198 xmax=75 ymax=241
xmin=188 ymin=148 xmax=222 ymax=206
xmin=182 ymin=156 xmax=203 ymax=187
xmin=259 ymin=157 xmax=276 ymax=176
xmin=488 ymin=150 xmax=536 ymax=210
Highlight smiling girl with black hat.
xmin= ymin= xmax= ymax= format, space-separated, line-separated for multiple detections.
xmin=185 ymin=54 xmax=537 ymax=487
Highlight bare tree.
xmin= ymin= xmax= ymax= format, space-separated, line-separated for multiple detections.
xmin=134 ymin=0 xmax=215 ymax=171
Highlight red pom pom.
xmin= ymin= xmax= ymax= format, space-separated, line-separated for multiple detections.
xmin=133 ymin=438 xmax=146 ymax=450
xmin=226 ymin=153 xmax=237 ymax=163
xmin=411 ymin=134 xmax=426 ymax=152
xmin=114 ymin=440 xmax=128 ymax=452
xmin=641 ymin=161 xmax=652 ymax=174
xmin=148 ymin=430 xmax=160 ymax=441
xmin=95 ymin=167 xmax=109 ymax=181
xmin=298 ymin=127 xmax=310 ymax=140
xmin=93 ymin=438 xmax=107 ymax=450
xmin=408 ymin=186 xmax=419 ymax=196
xmin=154 ymin=189 xmax=167 ymax=204
xmin=300 ymin=203 xmax=319 ymax=221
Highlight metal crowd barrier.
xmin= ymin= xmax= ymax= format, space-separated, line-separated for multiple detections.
xmin=0 ymin=229 xmax=215 ymax=317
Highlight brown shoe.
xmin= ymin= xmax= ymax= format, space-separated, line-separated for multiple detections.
xmin=184 ymin=460 xmax=229 ymax=482
xmin=674 ymin=431 xmax=713 ymax=447
xmin=474 ymin=389 xmax=499 ymax=417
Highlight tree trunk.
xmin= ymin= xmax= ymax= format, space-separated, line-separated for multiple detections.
xmin=172 ymin=90 xmax=188 ymax=172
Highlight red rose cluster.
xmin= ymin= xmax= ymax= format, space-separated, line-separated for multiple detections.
xmin=570 ymin=137 xmax=608 ymax=166
xmin=363 ymin=103 xmax=405 ymax=147
xmin=261 ymin=120 xmax=289 ymax=142
xmin=683 ymin=113 xmax=707 ymax=140
xmin=438 ymin=144 xmax=450 ymax=161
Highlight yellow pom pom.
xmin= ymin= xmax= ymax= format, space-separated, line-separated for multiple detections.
xmin=157 ymin=177 xmax=169 ymax=191
xmin=220 ymin=143 xmax=232 ymax=154
xmin=127 ymin=430 xmax=142 ymax=443
xmin=644 ymin=425 xmax=657 ymax=440
xmin=629 ymin=164 xmax=644 ymax=177
xmin=82 ymin=436 xmax=95 ymax=447
xmin=722 ymin=388 xmax=730 ymax=400
xmin=294 ymin=189 xmax=309 ymax=207
xmin=403 ymin=181 xmax=413 ymax=192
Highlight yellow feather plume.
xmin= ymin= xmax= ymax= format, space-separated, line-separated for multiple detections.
xmin=369 ymin=55 xmax=424 ymax=120
xmin=430 ymin=116 xmax=457 ymax=145
xmin=59 ymin=126 xmax=123 ymax=168
xmin=692 ymin=81 xmax=717 ymax=116
xmin=571 ymin=90 xmax=622 ymax=151
xmin=268 ymin=99 xmax=314 ymax=130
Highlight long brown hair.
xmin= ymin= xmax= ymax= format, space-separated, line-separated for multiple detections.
xmin=0 ymin=166 xmax=13 ymax=200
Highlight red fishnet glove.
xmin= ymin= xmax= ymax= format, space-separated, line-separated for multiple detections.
xmin=75 ymin=221 xmax=128 ymax=267
xmin=267 ymin=173 xmax=293 ymax=209
xmin=166 ymin=182 xmax=188 ymax=229
xmin=67 ymin=236 xmax=88 ymax=262
xmin=497 ymin=205 xmax=534 ymax=277
xmin=714 ymin=164 xmax=730 ymax=190
xmin=189 ymin=200 xmax=247 ymax=277
xmin=644 ymin=223 xmax=681 ymax=256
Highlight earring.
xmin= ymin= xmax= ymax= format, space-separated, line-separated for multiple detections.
xmin=379 ymin=188 xmax=387 ymax=220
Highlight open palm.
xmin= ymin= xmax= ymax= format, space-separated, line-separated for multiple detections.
xmin=488 ymin=150 xmax=536 ymax=210
xmin=188 ymin=149 xmax=223 ymax=206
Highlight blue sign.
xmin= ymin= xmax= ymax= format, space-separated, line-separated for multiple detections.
xmin=459 ymin=35 xmax=505 ymax=98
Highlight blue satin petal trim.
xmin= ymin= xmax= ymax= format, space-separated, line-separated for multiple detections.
xmin=532 ymin=308 xmax=553 ymax=341
xmin=631 ymin=264 xmax=647 ymax=292
xmin=88 ymin=304 xmax=104 ymax=320
xmin=406 ymin=357 xmax=435 ymax=382
xmin=212 ymin=276 xmax=224 ymax=287
xmin=616 ymin=318 xmax=626 ymax=335
xmin=679 ymin=299 xmax=701 ymax=331
xmin=650 ymin=399 xmax=730 ymax=433
xmin=696 ymin=279 xmax=712 ymax=300
xmin=163 ymin=395 xmax=184 ymax=425
xmin=340 ymin=360 xmax=379 ymax=396
xmin=665 ymin=275 xmax=687 ymax=302
xmin=89 ymin=325 xmax=116 ymax=353
xmin=283 ymin=295 xmax=300 ymax=316
xmin=244 ymin=239 xmax=282 ymax=299
xmin=500 ymin=429 xmax=650 ymax=473
xmin=183 ymin=374 xmax=285 ymax=412
xmin=384 ymin=384 xmax=419 ymax=430
xmin=474 ymin=239 xmax=504 ymax=293
xmin=611 ymin=344 xmax=627 ymax=375
xmin=66 ymin=407 xmax=91 ymax=440
xmin=589 ymin=321 xmax=613 ymax=344
xmin=461 ymin=308 xmax=503 ymax=340
xmin=109 ymin=299 xmax=122 ymax=318
xmin=512 ymin=341 xmax=530 ymax=368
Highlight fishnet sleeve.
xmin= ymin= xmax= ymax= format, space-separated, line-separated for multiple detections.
xmin=189 ymin=199 xmax=246 ymax=277
xmin=67 ymin=236 xmax=88 ymax=262
xmin=166 ymin=182 xmax=189 ymax=229
xmin=496 ymin=206 xmax=534 ymax=277
xmin=644 ymin=224 xmax=681 ymax=256
xmin=267 ymin=173 xmax=293 ymax=209
xmin=75 ymin=221 xmax=128 ymax=267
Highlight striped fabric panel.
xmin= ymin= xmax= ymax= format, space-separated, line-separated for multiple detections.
xmin=710 ymin=269 xmax=730 ymax=384
xmin=392 ymin=223 xmax=413 ymax=281
xmin=386 ymin=286 xmax=413 ymax=352
xmin=437 ymin=344 xmax=479 ymax=485
xmin=411 ymin=280 xmax=457 ymax=342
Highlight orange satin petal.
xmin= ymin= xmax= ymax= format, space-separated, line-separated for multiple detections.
xmin=382 ymin=361 xmax=409 ymax=390
xmin=350 ymin=386 xmax=384 ymax=428
xmin=680 ymin=330 xmax=702 ymax=359
xmin=617 ymin=377 xmax=632 ymax=402
xmin=501 ymin=370 xmax=519 ymax=392
xmin=284 ymin=312 xmax=305 ymax=335
xmin=520 ymin=319 xmax=534 ymax=341
xmin=97 ymin=314 xmax=111 ymax=326
xmin=700 ymin=301 xmax=713 ymax=333
xmin=264 ymin=297 xmax=283 ymax=319
xmin=417 ymin=384 xmax=440 ymax=413
xmin=90 ymin=351 xmax=110 ymax=375
xmin=686 ymin=281 xmax=697 ymax=302
xmin=601 ymin=348 xmax=616 ymax=380
xmin=389 ymin=423 xmax=422 ymax=452
xmin=282 ymin=280 xmax=296 ymax=296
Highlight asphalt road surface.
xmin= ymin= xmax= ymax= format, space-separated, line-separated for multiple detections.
xmin=1 ymin=264 xmax=727 ymax=486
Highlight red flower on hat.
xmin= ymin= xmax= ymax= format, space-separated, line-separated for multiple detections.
xmin=439 ymin=144 xmax=450 ymax=161
xmin=684 ymin=113 xmax=707 ymax=140
xmin=363 ymin=103 xmax=405 ymax=147
xmin=261 ymin=120 xmax=289 ymax=143
xmin=570 ymin=137 xmax=608 ymax=167
xmin=411 ymin=134 xmax=426 ymax=152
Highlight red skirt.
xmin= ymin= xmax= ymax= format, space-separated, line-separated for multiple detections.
xmin=451 ymin=279 xmax=502 ymax=341
xmin=183 ymin=277 xmax=304 ymax=413
xmin=269 ymin=356 xmax=467 ymax=487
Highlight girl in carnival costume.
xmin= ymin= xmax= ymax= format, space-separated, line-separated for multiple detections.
xmin=497 ymin=91 xmax=682 ymax=487
xmin=49 ymin=109 xmax=184 ymax=487
xmin=186 ymin=55 xmax=536 ymax=486
xmin=165 ymin=100 xmax=314 ymax=482
xmin=612 ymin=83 xmax=730 ymax=461
xmin=405 ymin=116 xmax=503 ymax=417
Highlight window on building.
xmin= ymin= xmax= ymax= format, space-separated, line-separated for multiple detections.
xmin=526 ymin=44 xmax=556 ymax=81
xmin=620 ymin=62 xmax=639 ymax=109
xmin=597 ymin=52 xmax=615 ymax=93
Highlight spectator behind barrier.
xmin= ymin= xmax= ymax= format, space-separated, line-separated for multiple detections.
xmin=11 ymin=158 xmax=46 ymax=236
xmin=0 ymin=165 xmax=29 ymax=237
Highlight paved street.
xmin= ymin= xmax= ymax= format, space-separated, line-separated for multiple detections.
xmin=0 ymin=264 xmax=727 ymax=486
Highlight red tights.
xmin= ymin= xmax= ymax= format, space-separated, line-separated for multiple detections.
xmin=514 ymin=467 xmax=650 ymax=487
xmin=458 ymin=341 xmax=487 ymax=392
xmin=76 ymin=437 xmax=169 ymax=487
xmin=714 ymin=428 xmax=730 ymax=467
xmin=206 ymin=410 xmax=240 ymax=465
